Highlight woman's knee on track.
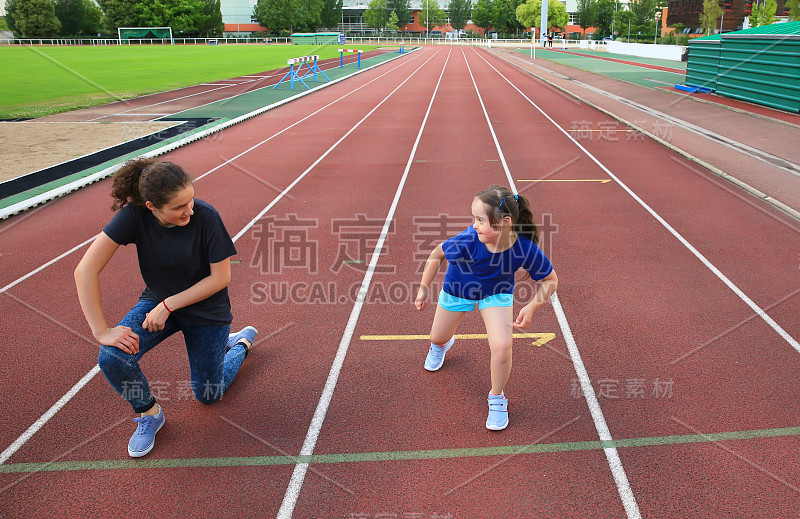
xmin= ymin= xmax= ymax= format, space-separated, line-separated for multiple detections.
xmin=192 ymin=381 xmax=225 ymax=405
xmin=97 ymin=345 xmax=130 ymax=375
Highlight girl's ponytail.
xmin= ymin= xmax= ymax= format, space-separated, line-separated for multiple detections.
xmin=514 ymin=193 xmax=538 ymax=245
xmin=475 ymin=185 xmax=539 ymax=245
xmin=110 ymin=157 xmax=155 ymax=211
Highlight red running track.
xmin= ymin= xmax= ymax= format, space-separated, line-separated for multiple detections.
xmin=1 ymin=46 xmax=800 ymax=519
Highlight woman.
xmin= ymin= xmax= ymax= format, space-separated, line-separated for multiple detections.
xmin=74 ymin=157 xmax=257 ymax=457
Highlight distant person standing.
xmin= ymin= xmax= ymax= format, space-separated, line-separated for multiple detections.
xmin=547 ymin=32 xmax=554 ymax=48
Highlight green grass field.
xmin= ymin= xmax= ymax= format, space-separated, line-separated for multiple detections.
xmin=0 ymin=44 xmax=378 ymax=119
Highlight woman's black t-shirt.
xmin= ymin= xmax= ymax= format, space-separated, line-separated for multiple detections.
xmin=103 ymin=199 xmax=237 ymax=325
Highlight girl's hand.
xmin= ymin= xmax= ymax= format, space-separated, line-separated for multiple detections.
xmin=513 ymin=304 xmax=535 ymax=329
xmin=96 ymin=326 xmax=140 ymax=354
xmin=415 ymin=285 xmax=429 ymax=311
xmin=142 ymin=303 xmax=170 ymax=333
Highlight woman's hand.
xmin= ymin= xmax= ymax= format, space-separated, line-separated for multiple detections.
xmin=415 ymin=285 xmax=429 ymax=311
xmin=142 ymin=302 xmax=170 ymax=333
xmin=96 ymin=326 xmax=140 ymax=354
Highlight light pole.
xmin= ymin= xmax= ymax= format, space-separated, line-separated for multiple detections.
xmin=654 ymin=10 xmax=660 ymax=44
xmin=541 ymin=0 xmax=548 ymax=47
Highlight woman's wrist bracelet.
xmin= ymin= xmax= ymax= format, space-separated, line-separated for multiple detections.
xmin=162 ymin=299 xmax=173 ymax=313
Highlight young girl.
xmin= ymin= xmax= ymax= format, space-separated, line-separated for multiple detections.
xmin=415 ymin=185 xmax=558 ymax=430
xmin=74 ymin=157 xmax=258 ymax=457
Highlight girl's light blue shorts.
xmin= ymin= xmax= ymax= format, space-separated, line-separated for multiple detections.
xmin=438 ymin=290 xmax=514 ymax=312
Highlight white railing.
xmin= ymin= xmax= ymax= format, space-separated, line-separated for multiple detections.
xmin=0 ymin=37 xmax=294 ymax=45
xmin=0 ymin=36 xmax=612 ymax=49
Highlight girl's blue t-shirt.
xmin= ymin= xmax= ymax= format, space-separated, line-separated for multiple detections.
xmin=103 ymin=199 xmax=237 ymax=325
xmin=442 ymin=227 xmax=553 ymax=300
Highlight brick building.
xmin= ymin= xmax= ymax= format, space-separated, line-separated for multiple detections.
xmin=667 ymin=0 xmax=791 ymax=33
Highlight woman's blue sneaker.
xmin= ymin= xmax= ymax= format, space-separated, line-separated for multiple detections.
xmin=424 ymin=336 xmax=454 ymax=371
xmin=227 ymin=326 xmax=258 ymax=357
xmin=486 ymin=393 xmax=509 ymax=431
xmin=128 ymin=405 xmax=165 ymax=458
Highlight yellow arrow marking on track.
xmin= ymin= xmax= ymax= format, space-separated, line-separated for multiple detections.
xmin=360 ymin=333 xmax=557 ymax=347
xmin=519 ymin=179 xmax=611 ymax=183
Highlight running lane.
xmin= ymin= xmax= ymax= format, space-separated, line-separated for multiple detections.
xmin=289 ymin=47 xmax=630 ymax=519
xmin=0 ymin=48 xmax=449 ymax=518
xmin=467 ymin=47 xmax=800 ymax=517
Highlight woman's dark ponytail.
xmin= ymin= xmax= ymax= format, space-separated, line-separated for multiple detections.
xmin=110 ymin=157 xmax=191 ymax=211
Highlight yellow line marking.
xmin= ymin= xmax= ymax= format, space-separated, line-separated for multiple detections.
xmin=519 ymin=179 xmax=611 ymax=183
xmin=360 ymin=333 xmax=557 ymax=347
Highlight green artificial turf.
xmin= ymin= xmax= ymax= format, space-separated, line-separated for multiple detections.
xmin=0 ymin=44 xmax=377 ymax=119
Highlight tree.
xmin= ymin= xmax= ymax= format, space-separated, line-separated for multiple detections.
xmin=418 ymin=0 xmax=446 ymax=32
xmin=320 ymin=0 xmax=342 ymax=28
xmin=82 ymin=0 xmax=103 ymax=34
xmin=613 ymin=8 xmax=635 ymax=38
xmin=6 ymin=0 xmax=61 ymax=37
xmin=629 ymin=0 xmax=657 ymax=25
xmin=472 ymin=0 xmax=493 ymax=35
xmin=198 ymin=0 xmax=224 ymax=36
xmin=254 ymin=0 xmax=322 ymax=33
xmin=493 ymin=0 xmax=526 ymax=35
xmin=575 ymin=0 xmax=597 ymax=36
xmin=448 ymin=0 xmax=473 ymax=31
xmin=131 ymin=0 xmax=211 ymax=35
xmin=595 ymin=0 xmax=620 ymax=37
xmin=363 ymin=0 xmax=389 ymax=31
xmin=516 ymin=0 xmax=568 ymax=36
xmin=750 ymin=0 xmax=777 ymax=26
xmin=387 ymin=0 xmax=412 ymax=26
xmin=699 ymin=0 xmax=722 ymax=33
xmin=788 ymin=0 xmax=800 ymax=21
xmin=54 ymin=0 xmax=85 ymax=36
xmin=387 ymin=10 xmax=399 ymax=31
xmin=98 ymin=0 xmax=137 ymax=32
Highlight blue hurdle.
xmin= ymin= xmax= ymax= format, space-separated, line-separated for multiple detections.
xmin=338 ymin=48 xmax=363 ymax=69
xmin=273 ymin=55 xmax=331 ymax=90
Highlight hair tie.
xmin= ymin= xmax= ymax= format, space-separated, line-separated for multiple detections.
xmin=514 ymin=194 xmax=518 ymax=201
xmin=499 ymin=197 xmax=505 ymax=210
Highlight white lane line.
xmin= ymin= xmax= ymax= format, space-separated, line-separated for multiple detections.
xmin=88 ymin=81 xmax=257 ymax=121
xmin=277 ymin=48 xmax=451 ymax=519
xmin=476 ymin=49 xmax=800 ymax=355
xmin=464 ymin=47 xmax=643 ymax=519
xmin=0 ymin=366 xmax=101 ymax=465
xmin=552 ymin=294 xmax=643 ymax=518
xmin=0 ymin=235 xmax=97 ymax=295
xmin=0 ymin=50 xmax=430 ymax=466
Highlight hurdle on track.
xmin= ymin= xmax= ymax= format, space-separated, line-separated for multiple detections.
xmin=398 ymin=43 xmax=405 ymax=53
xmin=272 ymin=55 xmax=331 ymax=90
xmin=338 ymin=48 xmax=363 ymax=69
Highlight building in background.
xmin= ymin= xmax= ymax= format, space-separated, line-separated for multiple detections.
xmin=222 ymin=0 xmax=267 ymax=35
xmin=667 ymin=0 xmax=790 ymax=33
